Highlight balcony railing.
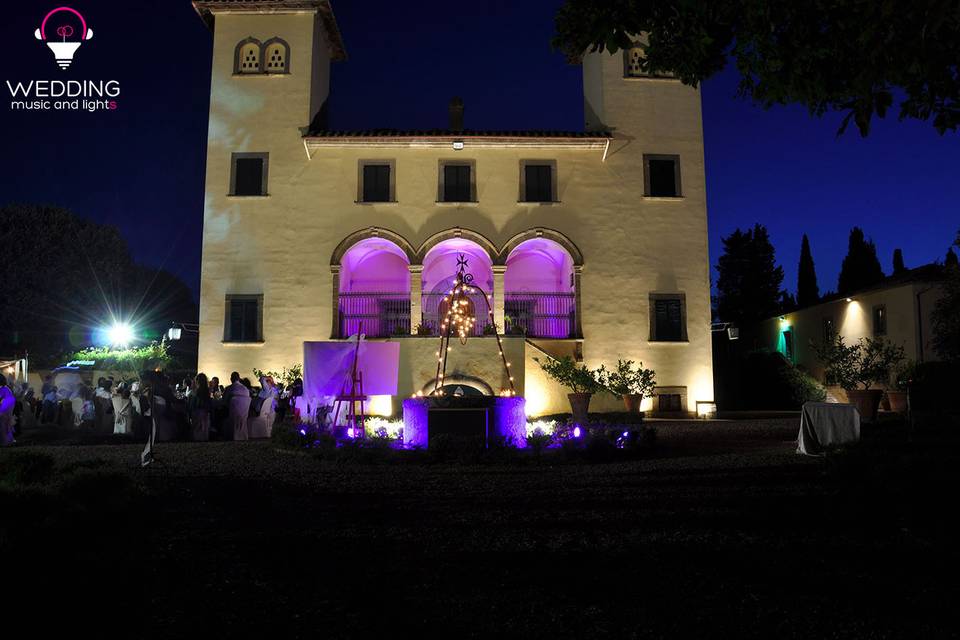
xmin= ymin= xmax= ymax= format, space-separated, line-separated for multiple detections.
xmin=338 ymin=292 xmax=410 ymax=338
xmin=337 ymin=292 xmax=578 ymax=339
xmin=504 ymin=292 xmax=577 ymax=339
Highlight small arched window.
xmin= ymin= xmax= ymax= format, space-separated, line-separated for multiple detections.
xmin=624 ymin=44 xmax=646 ymax=77
xmin=235 ymin=37 xmax=262 ymax=74
xmin=262 ymin=38 xmax=290 ymax=74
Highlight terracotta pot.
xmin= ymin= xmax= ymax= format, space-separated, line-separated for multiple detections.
xmin=885 ymin=390 xmax=908 ymax=413
xmin=622 ymin=394 xmax=643 ymax=413
xmin=846 ymin=389 xmax=884 ymax=423
xmin=567 ymin=393 xmax=592 ymax=424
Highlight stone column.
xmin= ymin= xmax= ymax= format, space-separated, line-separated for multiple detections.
xmin=573 ymin=265 xmax=584 ymax=339
xmin=409 ymin=265 xmax=423 ymax=335
xmin=330 ymin=266 xmax=341 ymax=339
xmin=492 ymin=265 xmax=506 ymax=333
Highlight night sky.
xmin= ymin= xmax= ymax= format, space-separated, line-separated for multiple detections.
xmin=2 ymin=1 xmax=957 ymax=301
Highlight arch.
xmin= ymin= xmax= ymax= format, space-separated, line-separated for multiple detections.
xmin=499 ymin=227 xmax=583 ymax=266
xmin=416 ymin=227 xmax=498 ymax=265
xmin=337 ymin=236 xmax=411 ymax=338
xmin=421 ymin=237 xmax=495 ymax=337
xmin=418 ymin=375 xmax=494 ymax=397
xmin=234 ymin=37 xmax=262 ymax=74
xmin=262 ymin=36 xmax=290 ymax=74
xmin=502 ymin=234 xmax=579 ymax=339
xmin=330 ymin=227 xmax=417 ymax=266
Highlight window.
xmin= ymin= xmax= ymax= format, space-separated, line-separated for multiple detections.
xmin=644 ymin=154 xmax=681 ymax=197
xmin=263 ymin=38 xmax=290 ymax=74
xmin=650 ymin=293 xmax=687 ymax=342
xmin=658 ymin=394 xmax=682 ymax=412
xmin=360 ymin=163 xmax=392 ymax=202
xmin=224 ymin=295 xmax=262 ymax=343
xmin=230 ymin=152 xmax=269 ymax=196
xmin=873 ymin=305 xmax=887 ymax=336
xmin=520 ymin=162 xmax=555 ymax=202
xmin=823 ymin=317 xmax=835 ymax=343
xmin=235 ymin=38 xmax=262 ymax=74
xmin=441 ymin=162 xmax=473 ymax=202
xmin=623 ymin=44 xmax=676 ymax=79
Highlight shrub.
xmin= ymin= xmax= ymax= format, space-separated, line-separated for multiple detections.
xmin=812 ymin=335 xmax=905 ymax=391
xmin=534 ymin=356 xmax=603 ymax=394
xmin=779 ymin=365 xmax=827 ymax=405
xmin=526 ymin=431 xmax=554 ymax=455
xmin=599 ymin=359 xmax=656 ymax=398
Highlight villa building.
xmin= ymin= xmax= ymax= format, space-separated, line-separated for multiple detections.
xmin=192 ymin=0 xmax=714 ymax=417
xmin=760 ymin=265 xmax=946 ymax=381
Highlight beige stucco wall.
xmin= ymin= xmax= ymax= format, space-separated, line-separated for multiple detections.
xmin=197 ymin=10 xmax=714 ymax=416
xmin=760 ymin=282 xmax=943 ymax=381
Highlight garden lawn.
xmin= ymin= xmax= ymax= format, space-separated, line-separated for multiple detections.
xmin=3 ymin=418 xmax=958 ymax=638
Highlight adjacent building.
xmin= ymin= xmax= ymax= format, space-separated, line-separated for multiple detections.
xmin=760 ymin=265 xmax=945 ymax=381
xmin=192 ymin=0 xmax=714 ymax=416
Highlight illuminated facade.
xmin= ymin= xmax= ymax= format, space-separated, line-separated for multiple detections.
xmin=761 ymin=265 xmax=945 ymax=381
xmin=193 ymin=0 xmax=714 ymax=416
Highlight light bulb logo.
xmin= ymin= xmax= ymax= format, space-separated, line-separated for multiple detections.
xmin=34 ymin=7 xmax=93 ymax=70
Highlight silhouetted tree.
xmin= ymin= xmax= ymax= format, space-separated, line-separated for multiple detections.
xmin=838 ymin=227 xmax=884 ymax=295
xmin=553 ymin=0 xmax=960 ymax=135
xmin=715 ymin=224 xmax=784 ymax=328
xmin=946 ymin=247 xmax=959 ymax=267
xmin=892 ymin=248 xmax=906 ymax=274
xmin=1 ymin=204 xmax=197 ymax=364
xmin=797 ymin=234 xmax=820 ymax=307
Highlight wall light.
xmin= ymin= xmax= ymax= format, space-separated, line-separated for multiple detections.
xmin=696 ymin=401 xmax=718 ymax=419
xmin=452 ymin=141 xmax=464 ymax=150
xmin=845 ymin=297 xmax=853 ymax=303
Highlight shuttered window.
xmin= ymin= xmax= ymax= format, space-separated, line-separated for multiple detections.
xmin=650 ymin=294 xmax=686 ymax=342
xmin=443 ymin=164 xmax=472 ymax=202
xmin=524 ymin=164 xmax=553 ymax=202
xmin=225 ymin=295 xmax=262 ymax=342
xmin=362 ymin=164 xmax=391 ymax=202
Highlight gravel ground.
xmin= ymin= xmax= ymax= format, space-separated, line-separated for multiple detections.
xmin=5 ymin=418 xmax=957 ymax=639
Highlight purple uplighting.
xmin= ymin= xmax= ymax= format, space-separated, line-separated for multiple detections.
xmin=573 ymin=426 xmax=582 ymax=438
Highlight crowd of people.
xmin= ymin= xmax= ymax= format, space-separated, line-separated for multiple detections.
xmin=0 ymin=369 xmax=304 ymax=446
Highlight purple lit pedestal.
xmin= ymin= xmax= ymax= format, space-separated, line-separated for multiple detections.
xmin=402 ymin=396 xmax=526 ymax=448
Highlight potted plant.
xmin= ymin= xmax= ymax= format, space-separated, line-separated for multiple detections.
xmin=813 ymin=336 xmax=906 ymax=422
xmin=599 ymin=359 xmax=657 ymax=414
xmin=886 ymin=360 xmax=916 ymax=413
xmin=415 ymin=322 xmax=435 ymax=337
xmin=482 ymin=322 xmax=499 ymax=336
xmin=534 ymin=355 xmax=603 ymax=423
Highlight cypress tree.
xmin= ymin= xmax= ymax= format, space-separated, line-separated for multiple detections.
xmin=947 ymin=247 xmax=959 ymax=268
xmin=892 ymin=248 xmax=906 ymax=274
xmin=715 ymin=224 xmax=785 ymax=327
xmin=797 ymin=234 xmax=819 ymax=307
xmin=838 ymin=227 xmax=884 ymax=295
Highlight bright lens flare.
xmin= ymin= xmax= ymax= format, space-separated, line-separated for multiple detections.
xmin=106 ymin=322 xmax=134 ymax=347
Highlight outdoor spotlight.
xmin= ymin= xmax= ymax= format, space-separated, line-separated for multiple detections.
xmin=106 ymin=322 xmax=134 ymax=347
xmin=845 ymin=297 xmax=853 ymax=303
xmin=167 ymin=326 xmax=183 ymax=341
xmin=572 ymin=425 xmax=582 ymax=438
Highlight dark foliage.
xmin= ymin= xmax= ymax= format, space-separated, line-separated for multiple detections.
xmin=797 ymin=234 xmax=820 ymax=308
xmin=946 ymin=247 xmax=959 ymax=267
xmin=716 ymin=350 xmax=825 ymax=410
xmin=932 ymin=242 xmax=960 ymax=362
xmin=553 ymin=0 xmax=960 ymax=136
xmin=838 ymin=227 xmax=884 ymax=295
xmin=0 ymin=204 xmax=197 ymax=364
xmin=715 ymin=224 xmax=784 ymax=327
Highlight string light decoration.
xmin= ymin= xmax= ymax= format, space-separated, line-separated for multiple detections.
xmin=432 ymin=253 xmax=516 ymax=397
